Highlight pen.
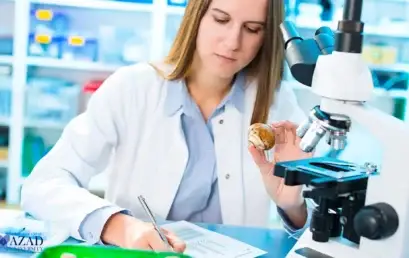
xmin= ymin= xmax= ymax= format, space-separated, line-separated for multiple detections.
xmin=137 ymin=195 xmax=172 ymax=250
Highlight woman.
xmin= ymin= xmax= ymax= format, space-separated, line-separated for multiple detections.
xmin=21 ymin=0 xmax=313 ymax=253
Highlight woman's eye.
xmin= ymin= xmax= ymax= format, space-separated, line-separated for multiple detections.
xmin=246 ymin=27 xmax=261 ymax=34
xmin=214 ymin=17 xmax=229 ymax=24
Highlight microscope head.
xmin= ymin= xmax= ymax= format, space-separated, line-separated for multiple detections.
xmin=279 ymin=0 xmax=365 ymax=153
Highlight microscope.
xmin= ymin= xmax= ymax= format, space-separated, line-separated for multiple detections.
xmin=276 ymin=0 xmax=409 ymax=257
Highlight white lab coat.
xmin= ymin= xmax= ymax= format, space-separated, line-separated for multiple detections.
xmin=20 ymin=62 xmax=307 ymax=241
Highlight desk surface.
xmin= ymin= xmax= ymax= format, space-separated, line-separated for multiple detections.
xmin=0 ymin=209 xmax=296 ymax=258
xmin=201 ymin=223 xmax=297 ymax=257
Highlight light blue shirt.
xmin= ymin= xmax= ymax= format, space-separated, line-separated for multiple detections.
xmin=78 ymin=72 xmax=307 ymax=244
xmin=165 ymin=73 xmax=245 ymax=224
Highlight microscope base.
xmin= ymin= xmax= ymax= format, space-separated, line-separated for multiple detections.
xmin=286 ymin=230 xmax=371 ymax=258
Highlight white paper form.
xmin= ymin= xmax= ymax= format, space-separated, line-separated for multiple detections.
xmin=162 ymin=221 xmax=267 ymax=258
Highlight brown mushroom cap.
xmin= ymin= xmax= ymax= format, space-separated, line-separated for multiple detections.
xmin=248 ymin=123 xmax=276 ymax=150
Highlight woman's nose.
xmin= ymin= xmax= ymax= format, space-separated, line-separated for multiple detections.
xmin=223 ymin=27 xmax=242 ymax=51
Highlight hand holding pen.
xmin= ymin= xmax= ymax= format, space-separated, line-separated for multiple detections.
xmin=100 ymin=198 xmax=186 ymax=253
xmin=137 ymin=195 xmax=175 ymax=251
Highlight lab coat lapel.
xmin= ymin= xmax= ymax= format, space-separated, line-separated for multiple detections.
xmin=155 ymin=112 xmax=188 ymax=218
xmin=132 ymin=109 xmax=188 ymax=221
xmin=213 ymin=104 xmax=245 ymax=225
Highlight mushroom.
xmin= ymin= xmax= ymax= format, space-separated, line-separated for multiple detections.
xmin=248 ymin=123 xmax=275 ymax=150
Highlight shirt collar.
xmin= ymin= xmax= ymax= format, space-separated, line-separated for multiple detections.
xmin=164 ymin=71 xmax=246 ymax=116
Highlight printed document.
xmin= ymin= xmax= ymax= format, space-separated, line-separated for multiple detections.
xmin=162 ymin=221 xmax=267 ymax=258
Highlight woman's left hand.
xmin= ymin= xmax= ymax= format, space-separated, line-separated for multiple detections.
xmin=249 ymin=120 xmax=313 ymax=211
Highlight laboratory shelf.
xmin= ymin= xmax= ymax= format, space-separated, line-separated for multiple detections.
xmin=0 ymin=160 xmax=8 ymax=168
xmin=0 ymin=116 xmax=10 ymax=127
xmin=166 ymin=6 xmax=185 ymax=15
xmin=24 ymin=119 xmax=68 ymax=130
xmin=286 ymin=80 xmax=409 ymax=98
xmin=26 ymin=57 xmax=121 ymax=72
xmin=295 ymin=19 xmax=409 ymax=40
xmin=373 ymin=88 xmax=409 ymax=98
xmin=30 ymin=0 xmax=154 ymax=12
xmin=0 ymin=56 xmax=13 ymax=64
xmin=371 ymin=63 xmax=409 ymax=73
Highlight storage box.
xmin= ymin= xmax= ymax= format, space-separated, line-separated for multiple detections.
xmin=0 ymin=36 xmax=13 ymax=56
xmin=0 ymin=76 xmax=12 ymax=118
xmin=97 ymin=26 xmax=149 ymax=64
xmin=167 ymin=0 xmax=187 ymax=7
xmin=30 ymin=6 xmax=70 ymax=37
xmin=0 ymin=148 xmax=7 ymax=160
xmin=61 ymin=35 xmax=98 ymax=62
xmin=362 ymin=44 xmax=398 ymax=65
xmin=25 ymin=78 xmax=80 ymax=123
xmin=28 ymin=33 xmax=63 ymax=58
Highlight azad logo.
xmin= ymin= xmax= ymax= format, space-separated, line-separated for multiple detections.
xmin=0 ymin=232 xmax=44 ymax=252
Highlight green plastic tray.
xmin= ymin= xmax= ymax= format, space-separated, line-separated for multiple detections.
xmin=36 ymin=245 xmax=192 ymax=258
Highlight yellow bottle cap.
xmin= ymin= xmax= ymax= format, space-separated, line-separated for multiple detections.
xmin=68 ymin=36 xmax=85 ymax=46
xmin=35 ymin=9 xmax=53 ymax=21
xmin=35 ymin=34 xmax=52 ymax=44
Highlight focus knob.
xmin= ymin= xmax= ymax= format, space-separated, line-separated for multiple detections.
xmin=354 ymin=203 xmax=399 ymax=240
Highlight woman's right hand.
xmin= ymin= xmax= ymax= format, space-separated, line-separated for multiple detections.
xmin=101 ymin=212 xmax=186 ymax=253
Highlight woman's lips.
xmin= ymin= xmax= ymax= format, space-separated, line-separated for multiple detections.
xmin=215 ymin=54 xmax=237 ymax=62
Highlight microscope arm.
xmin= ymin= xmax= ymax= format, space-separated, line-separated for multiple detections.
xmin=319 ymin=98 xmax=409 ymax=258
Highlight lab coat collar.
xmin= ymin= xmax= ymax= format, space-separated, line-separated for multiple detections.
xmin=164 ymin=72 xmax=246 ymax=116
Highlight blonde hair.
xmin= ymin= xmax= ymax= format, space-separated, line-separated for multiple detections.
xmin=153 ymin=0 xmax=284 ymax=124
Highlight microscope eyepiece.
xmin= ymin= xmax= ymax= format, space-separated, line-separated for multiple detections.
xmin=315 ymin=27 xmax=334 ymax=37
xmin=314 ymin=27 xmax=335 ymax=55
xmin=280 ymin=21 xmax=303 ymax=50
xmin=335 ymin=0 xmax=364 ymax=53
xmin=343 ymin=0 xmax=363 ymax=22
xmin=279 ymin=21 xmax=334 ymax=86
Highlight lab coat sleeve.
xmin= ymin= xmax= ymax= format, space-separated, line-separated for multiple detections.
xmin=20 ymin=66 xmax=133 ymax=242
xmin=277 ymin=199 xmax=316 ymax=239
xmin=79 ymin=206 xmax=132 ymax=245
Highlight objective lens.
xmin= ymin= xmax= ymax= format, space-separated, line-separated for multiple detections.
xmin=296 ymin=119 xmax=312 ymax=138
xmin=299 ymin=121 xmax=327 ymax=152
xmin=328 ymin=130 xmax=347 ymax=150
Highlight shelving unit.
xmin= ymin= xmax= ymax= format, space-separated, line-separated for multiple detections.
xmin=24 ymin=118 xmax=66 ymax=130
xmin=166 ymin=6 xmax=185 ymax=15
xmin=0 ymin=0 xmax=408 ymax=206
xmin=0 ymin=0 xmax=190 ymax=205
xmin=288 ymin=79 xmax=409 ymax=98
xmin=293 ymin=18 xmax=409 ymax=40
xmin=26 ymin=57 xmax=121 ymax=72
xmin=0 ymin=55 xmax=12 ymax=64
xmin=31 ymin=0 xmax=155 ymax=12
